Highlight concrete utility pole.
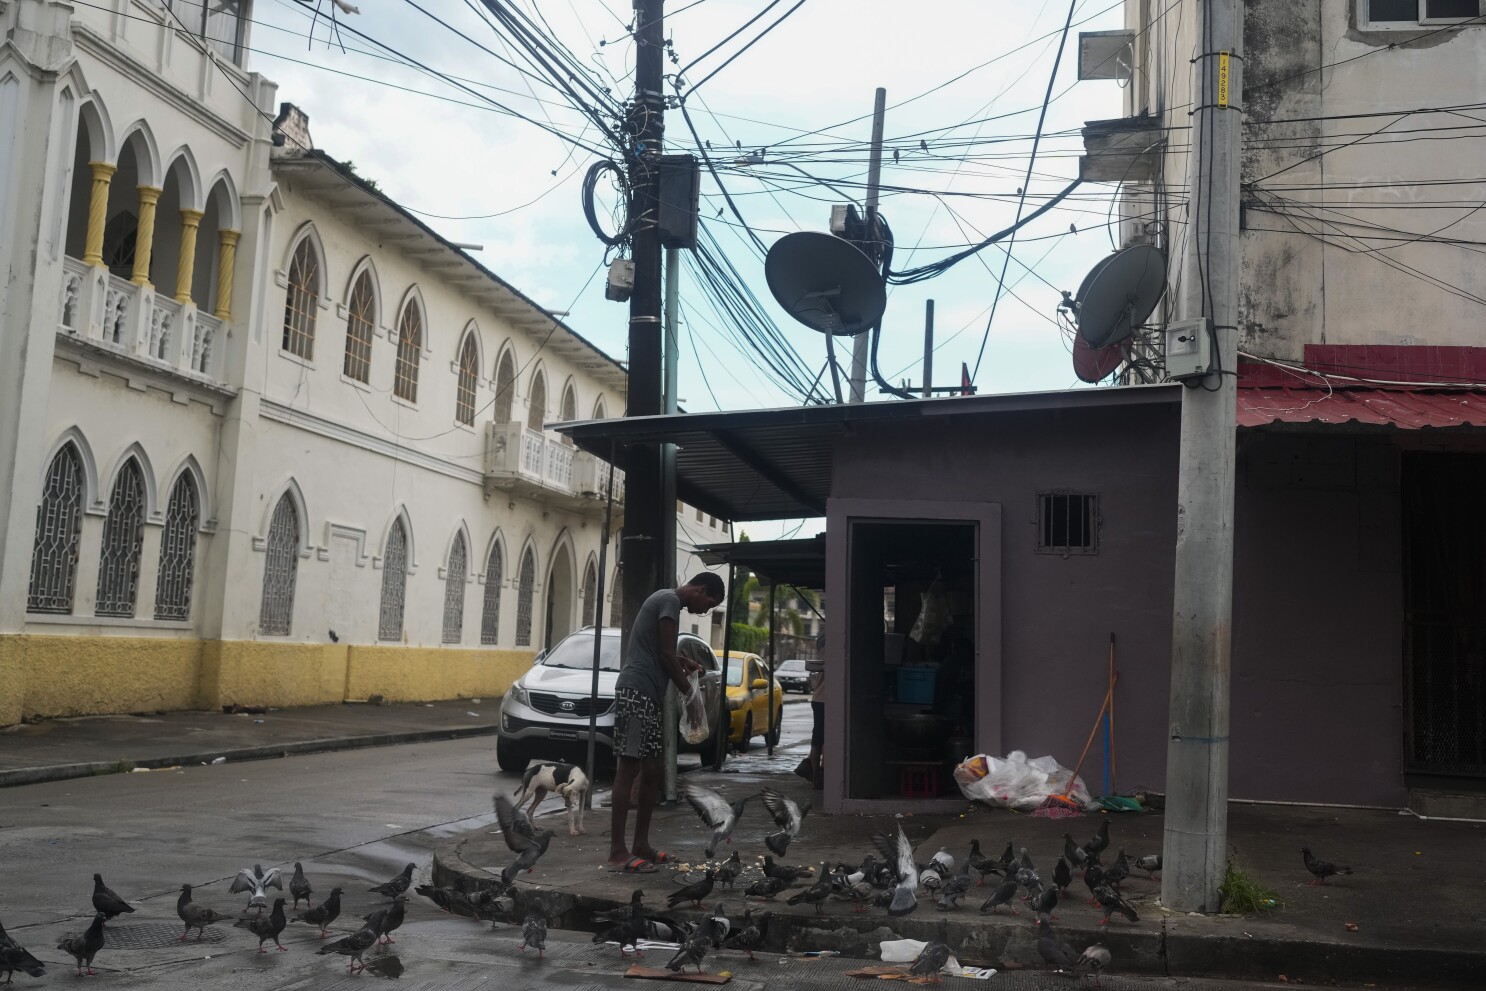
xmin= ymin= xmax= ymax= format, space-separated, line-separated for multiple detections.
xmin=849 ymin=87 xmax=887 ymax=403
xmin=922 ymin=299 xmax=935 ymax=398
xmin=1162 ymin=0 xmax=1243 ymax=913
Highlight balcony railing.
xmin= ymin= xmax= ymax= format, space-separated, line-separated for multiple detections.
xmin=485 ymin=420 xmax=624 ymax=509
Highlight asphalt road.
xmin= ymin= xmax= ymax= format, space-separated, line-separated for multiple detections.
xmin=0 ymin=710 xmax=1414 ymax=990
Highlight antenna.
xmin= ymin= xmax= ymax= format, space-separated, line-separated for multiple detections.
xmin=1070 ymin=243 xmax=1167 ymax=349
xmin=765 ymin=232 xmax=887 ymax=336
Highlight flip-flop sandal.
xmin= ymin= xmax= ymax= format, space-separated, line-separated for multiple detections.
xmin=644 ymin=850 xmax=673 ymax=864
xmin=608 ymin=857 xmax=659 ymax=874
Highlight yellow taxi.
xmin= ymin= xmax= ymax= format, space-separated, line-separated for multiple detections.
xmin=723 ymin=651 xmax=784 ymax=750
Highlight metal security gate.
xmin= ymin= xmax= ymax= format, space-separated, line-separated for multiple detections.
xmin=1402 ymin=452 xmax=1486 ymax=778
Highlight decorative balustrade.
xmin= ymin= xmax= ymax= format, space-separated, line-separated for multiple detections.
xmin=192 ymin=312 xmax=221 ymax=376
xmin=484 ymin=420 xmax=623 ymax=509
xmin=102 ymin=274 xmax=135 ymax=345
xmin=150 ymin=296 xmax=180 ymax=361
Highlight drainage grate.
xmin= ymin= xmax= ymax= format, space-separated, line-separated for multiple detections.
xmin=103 ymin=921 xmax=227 ymax=948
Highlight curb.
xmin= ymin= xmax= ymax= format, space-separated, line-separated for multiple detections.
xmin=0 ymin=723 xmax=501 ymax=789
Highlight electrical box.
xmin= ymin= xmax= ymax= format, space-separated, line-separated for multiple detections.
xmin=1165 ymin=317 xmax=1212 ymax=380
xmin=604 ymin=258 xmax=635 ymax=302
xmin=656 ymin=154 xmax=700 ymax=249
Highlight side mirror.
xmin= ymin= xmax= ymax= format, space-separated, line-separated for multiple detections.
xmin=751 ymin=678 xmax=768 ymax=690
xmin=531 ymin=649 xmax=547 ymax=665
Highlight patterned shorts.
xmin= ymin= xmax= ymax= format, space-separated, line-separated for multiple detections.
xmin=614 ymin=687 xmax=663 ymax=760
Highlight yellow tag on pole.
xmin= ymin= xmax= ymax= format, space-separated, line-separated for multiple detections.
xmin=1217 ymin=52 xmax=1230 ymax=108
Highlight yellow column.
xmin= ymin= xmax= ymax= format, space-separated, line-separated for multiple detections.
xmin=173 ymin=208 xmax=204 ymax=303
xmin=130 ymin=186 xmax=162 ymax=287
xmin=81 ymin=162 xmax=116 ymax=267
xmin=213 ymin=229 xmax=240 ymax=319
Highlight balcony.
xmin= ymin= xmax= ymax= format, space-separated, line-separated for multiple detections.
xmin=484 ymin=421 xmax=624 ymax=516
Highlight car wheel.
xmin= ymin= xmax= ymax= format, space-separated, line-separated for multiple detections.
xmin=764 ymin=710 xmax=782 ymax=746
xmin=738 ymin=713 xmax=753 ymax=752
xmin=496 ymin=739 xmax=530 ymax=774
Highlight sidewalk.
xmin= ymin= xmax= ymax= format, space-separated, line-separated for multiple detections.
xmin=0 ymin=698 xmax=501 ymax=786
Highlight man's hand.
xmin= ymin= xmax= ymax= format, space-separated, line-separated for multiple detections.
xmin=680 ymin=657 xmax=702 ymax=676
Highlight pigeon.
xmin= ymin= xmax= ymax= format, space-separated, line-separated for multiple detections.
xmin=966 ymin=839 xmax=999 ymax=885
xmin=832 ymin=877 xmax=876 ymax=912
xmin=722 ymin=909 xmax=765 ymax=960
xmin=177 ymin=884 xmax=233 ymax=940
xmin=935 ymin=869 xmax=972 ymax=911
xmin=1053 ymin=856 xmax=1073 ymax=894
xmin=761 ymin=856 xmax=812 ymax=885
xmin=592 ymin=894 xmax=647 ymax=957
xmin=365 ymin=896 xmax=406 ymax=944
xmin=292 ymin=886 xmax=342 ymax=938
xmin=1036 ymin=918 xmax=1078 ymax=970
xmin=979 ymin=878 xmax=1020 ymax=915
xmin=760 ymin=788 xmax=809 ymax=856
xmin=640 ymin=917 xmax=692 ymax=943
xmin=415 ymin=883 xmax=464 ymax=915
xmin=1030 ymin=884 xmax=1060 ymax=921
xmin=870 ymin=825 xmax=919 ymax=917
xmin=91 ymin=874 xmax=135 ymax=922
xmin=369 ymin=862 xmax=416 ymax=898
xmin=1078 ymin=942 xmax=1113 ymax=987
xmin=230 ymin=864 xmax=284 ymax=914
xmin=918 ymin=867 xmax=945 ymax=895
xmin=667 ymin=930 xmax=710 ymax=974
xmin=994 ymin=842 xmax=1016 ymax=874
xmin=892 ymin=148 xmax=900 ymax=164
xmin=56 ymin=912 xmax=105 ymax=977
xmin=1092 ymin=884 xmax=1139 ymax=925
xmin=919 ymin=139 xmax=928 ymax=152
xmin=317 ymin=924 xmax=377 ymax=972
xmin=494 ymin=793 xmax=554 ymax=883
xmin=520 ymin=913 xmax=547 ymax=958
xmin=1085 ymin=820 xmax=1111 ymax=858
xmin=706 ymin=903 xmax=731 ymax=948
xmin=592 ymin=890 xmax=644 ymax=925
xmin=1134 ymin=854 xmax=1162 ymax=879
xmin=1102 ymin=850 xmax=1130 ymax=890
xmin=0 ymin=917 xmax=46 ymax=981
xmin=785 ymin=866 xmax=832 ymax=916
xmin=1083 ymin=863 xmax=1106 ymax=906
xmin=716 ymin=850 xmax=743 ymax=888
xmin=745 ymin=876 xmax=786 ymax=900
xmin=908 ymin=941 xmax=951 ymax=982
xmin=666 ymin=869 xmax=715 ymax=910
xmin=1063 ymin=834 xmax=1089 ymax=869
xmin=1302 ymin=847 xmax=1352 ymax=885
xmin=235 ymin=897 xmax=288 ymax=953
xmin=289 ymin=862 xmax=313 ymax=909
xmin=929 ymin=847 xmax=955 ymax=875
xmin=470 ymin=884 xmax=516 ymax=923
xmin=1013 ymin=852 xmax=1043 ymax=896
xmin=681 ymin=784 xmax=749 ymax=858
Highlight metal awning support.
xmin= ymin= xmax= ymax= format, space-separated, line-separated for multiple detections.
xmin=712 ymin=429 xmax=827 ymax=517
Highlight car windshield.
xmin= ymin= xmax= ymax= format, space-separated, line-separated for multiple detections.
xmin=777 ymin=661 xmax=806 ymax=675
xmin=540 ymin=631 xmax=623 ymax=671
xmin=724 ymin=660 xmax=763 ymax=686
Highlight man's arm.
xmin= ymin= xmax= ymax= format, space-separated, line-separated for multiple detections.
xmin=655 ymin=615 xmax=699 ymax=694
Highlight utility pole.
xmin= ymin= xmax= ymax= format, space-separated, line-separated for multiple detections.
xmin=850 ymin=87 xmax=886 ymax=403
xmin=1162 ymin=0 xmax=1243 ymax=913
xmin=661 ymin=245 xmax=680 ymax=805
xmin=922 ymin=299 xmax=935 ymax=399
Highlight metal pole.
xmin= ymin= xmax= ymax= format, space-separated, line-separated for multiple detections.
xmin=713 ymin=560 xmax=737 ymax=770
xmin=584 ymin=444 xmax=618 ymax=808
xmin=1162 ymin=0 xmax=1242 ymax=914
xmin=922 ymin=299 xmax=935 ymax=399
xmin=660 ymin=246 xmax=681 ymax=804
xmin=766 ymin=582 xmax=777 ymax=757
xmin=849 ymin=87 xmax=886 ymax=404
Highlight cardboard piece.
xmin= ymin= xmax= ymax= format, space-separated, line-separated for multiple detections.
xmin=624 ymin=965 xmax=732 ymax=985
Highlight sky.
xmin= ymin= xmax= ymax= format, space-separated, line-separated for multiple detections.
xmin=249 ymin=0 xmax=1129 ymax=538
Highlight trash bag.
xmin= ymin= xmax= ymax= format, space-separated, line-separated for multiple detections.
xmin=879 ymin=938 xmax=962 ymax=974
xmin=909 ymin=579 xmax=951 ymax=648
xmin=953 ymin=750 xmax=1094 ymax=811
xmin=678 ymin=671 xmax=709 ymax=745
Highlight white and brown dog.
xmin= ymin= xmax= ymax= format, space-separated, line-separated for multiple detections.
xmin=511 ymin=761 xmax=590 ymax=836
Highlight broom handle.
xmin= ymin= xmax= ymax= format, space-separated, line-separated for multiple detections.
xmin=1065 ymin=673 xmax=1119 ymax=798
xmin=1108 ymin=633 xmax=1117 ymax=785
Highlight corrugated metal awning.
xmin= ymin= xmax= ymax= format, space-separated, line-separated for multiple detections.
xmin=1238 ymin=387 xmax=1486 ymax=430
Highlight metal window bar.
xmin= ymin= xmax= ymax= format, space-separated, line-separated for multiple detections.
xmin=153 ymin=474 xmax=199 ymax=621
xmin=281 ymin=238 xmax=318 ymax=359
xmin=343 ymin=272 xmax=375 ymax=383
xmin=581 ymin=562 xmax=597 ymax=626
xmin=609 ymin=564 xmax=623 ymax=627
xmin=515 ymin=549 xmax=536 ymax=646
xmin=455 ymin=336 xmax=479 ymax=425
xmin=480 ymin=543 xmax=503 ymax=645
xmin=442 ymin=533 xmax=468 ymax=644
xmin=494 ymin=353 xmax=515 ymax=424
xmin=1037 ymin=493 xmax=1098 ymax=554
xmin=394 ymin=305 xmax=422 ymax=403
xmin=378 ymin=519 xmax=408 ymax=641
xmin=258 ymin=496 xmax=299 ymax=635
xmin=27 ymin=444 xmax=85 ymax=614
xmin=95 ymin=459 xmax=147 ymax=618
xmin=526 ymin=374 xmax=546 ymax=432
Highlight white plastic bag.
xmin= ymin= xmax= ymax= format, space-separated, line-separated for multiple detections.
xmin=879 ymin=938 xmax=961 ymax=974
xmin=953 ymin=750 xmax=1094 ymax=811
xmin=909 ymin=579 xmax=951 ymax=648
xmin=678 ymin=671 xmax=709 ymax=745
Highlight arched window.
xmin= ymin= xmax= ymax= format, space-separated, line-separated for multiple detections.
xmin=559 ymin=384 xmax=577 ymax=446
xmin=609 ymin=563 xmax=623 ymax=626
xmin=442 ymin=532 xmax=467 ymax=644
xmin=515 ymin=548 xmax=536 ymax=646
xmin=480 ymin=541 xmax=503 ymax=645
xmin=378 ymin=518 xmax=408 ymax=641
xmin=28 ymin=444 xmax=85 ymax=613
xmin=281 ymin=237 xmax=319 ymax=359
xmin=343 ymin=270 xmax=375 ymax=383
xmin=95 ymin=459 xmax=147 ymax=617
xmin=259 ymin=494 xmax=299 ymax=635
xmin=581 ymin=560 xmax=597 ymax=626
xmin=154 ymin=473 xmax=200 ymax=620
xmin=455 ymin=335 xmax=479 ymax=425
xmin=526 ymin=372 xmax=546 ymax=432
xmin=493 ymin=351 xmax=516 ymax=424
xmin=394 ymin=301 xmax=422 ymax=403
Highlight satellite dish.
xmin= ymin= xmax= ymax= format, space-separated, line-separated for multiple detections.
xmin=765 ymin=231 xmax=886 ymax=336
xmin=1072 ymin=334 xmax=1129 ymax=384
xmin=1072 ymin=243 xmax=1167 ymax=348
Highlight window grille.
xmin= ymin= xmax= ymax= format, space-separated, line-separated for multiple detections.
xmin=281 ymin=238 xmax=319 ymax=359
xmin=259 ymin=494 xmax=300 ymax=635
xmin=455 ymin=335 xmax=479 ymax=425
xmin=1037 ymin=492 xmax=1099 ymax=555
xmin=480 ymin=542 xmax=503 ymax=645
xmin=378 ymin=518 xmax=408 ymax=641
xmin=609 ymin=564 xmax=623 ymax=626
xmin=153 ymin=473 xmax=199 ymax=620
xmin=95 ymin=459 xmax=147 ymax=617
xmin=28 ymin=444 xmax=85 ymax=614
xmin=515 ymin=548 xmax=536 ymax=646
xmin=526 ymin=373 xmax=546 ymax=432
xmin=394 ymin=303 xmax=422 ymax=403
xmin=494 ymin=352 xmax=516 ymax=424
xmin=581 ymin=562 xmax=597 ymax=626
xmin=343 ymin=271 xmax=375 ymax=383
xmin=442 ymin=532 xmax=467 ymax=644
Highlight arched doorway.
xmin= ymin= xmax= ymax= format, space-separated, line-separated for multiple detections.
xmin=544 ymin=539 xmax=575 ymax=648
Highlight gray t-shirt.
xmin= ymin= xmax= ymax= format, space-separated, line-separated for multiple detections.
xmin=615 ymin=587 xmax=682 ymax=702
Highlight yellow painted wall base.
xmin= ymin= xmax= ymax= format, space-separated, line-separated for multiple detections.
xmin=0 ymin=634 xmax=533 ymax=726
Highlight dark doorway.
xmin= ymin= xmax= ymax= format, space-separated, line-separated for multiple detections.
xmin=1402 ymin=452 xmax=1486 ymax=778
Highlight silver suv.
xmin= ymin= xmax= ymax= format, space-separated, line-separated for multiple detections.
xmin=496 ymin=626 xmax=725 ymax=772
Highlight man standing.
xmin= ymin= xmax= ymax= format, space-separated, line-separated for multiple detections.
xmin=607 ymin=573 xmax=726 ymax=871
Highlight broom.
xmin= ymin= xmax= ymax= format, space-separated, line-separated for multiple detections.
xmin=1031 ymin=671 xmax=1119 ymax=818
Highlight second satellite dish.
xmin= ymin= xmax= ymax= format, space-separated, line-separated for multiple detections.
xmin=1073 ymin=243 xmax=1167 ymax=349
xmin=765 ymin=231 xmax=886 ymax=336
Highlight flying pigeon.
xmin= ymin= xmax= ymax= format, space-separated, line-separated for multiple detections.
xmin=716 ymin=850 xmax=743 ymax=888
xmin=1063 ymin=834 xmax=1089 ymax=869
xmin=1078 ymin=942 xmax=1113 ymax=987
xmin=1302 ymin=847 xmax=1352 ymax=885
xmin=706 ymin=902 xmax=731 ymax=948
xmin=744 ymin=876 xmax=786 ymax=900
xmin=0 ymin=917 xmax=46 ymax=982
xmin=785 ymin=866 xmax=832 ymax=916
xmin=317 ymin=924 xmax=377 ymax=972
xmin=56 ymin=912 xmax=105 ymax=977
xmin=666 ymin=869 xmax=715 ymax=910
xmin=1085 ymin=820 xmax=1110 ymax=858
xmin=979 ymin=878 xmax=1020 ymax=915
xmin=365 ymin=896 xmax=406 ymax=944
xmin=722 ymin=908 xmax=766 ymax=959
xmin=229 ymin=864 xmax=284 ymax=914
xmin=91 ymin=874 xmax=135 ymax=922
xmin=762 ymin=857 xmax=812 ymax=885
xmin=1036 ymin=918 xmax=1078 ymax=970
xmin=292 ymin=886 xmax=342 ymax=938
xmin=1053 ymin=856 xmax=1073 ymax=894
xmin=909 ymin=941 xmax=951 ymax=982
xmin=289 ymin=862 xmax=313 ymax=909
xmin=966 ymin=840 xmax=1000 ymax=885
xmin=176 ymin=884 xmax=233 ymax=941
xmin=234 ymin=897 xmax=288 ymax=953
xmin=1134 ymin=854 xmax=1162 ymax=879
xmin=667 ymin=930 xmax=711 ymax=975
xmin=1092 ymin=884 xmax=1139 ymax=925
xmin=369 ymin=862 xmax=416 ymax=899
xmin=870 ymin=825 xmax=919 ymax=917
xmin=681 ymin=783 xmax=749 ymax=858
xmin=760 ymin=787 xmax=809 ymax=856
xmin=520 ymin=913 xmax=547 ymax=959
xmin=494 ymin=793 xmax=554 ymax=883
